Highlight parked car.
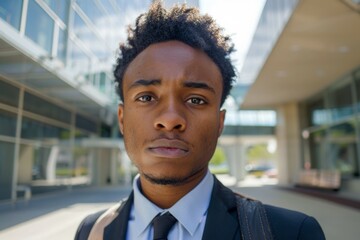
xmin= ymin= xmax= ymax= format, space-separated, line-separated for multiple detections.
xmin=245 ymin=164 xmax=277 ymax=178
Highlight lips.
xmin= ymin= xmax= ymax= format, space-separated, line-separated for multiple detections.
xmin=147 ymin=138 xmax=189 ymax=158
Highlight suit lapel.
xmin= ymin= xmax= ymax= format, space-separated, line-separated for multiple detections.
xmin=103 ymin=191 xmax=134 ymax=240
xmin=101 ymin=177 xmax=240 ymax=240
xmin=202 ymin=177 xmax=240 ymax=240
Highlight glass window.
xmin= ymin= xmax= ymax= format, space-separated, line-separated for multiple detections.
xmin=73 ymin=13 xmax=107 ymax=60
xmin=0 ymin=0 xmax=23 ymax=30
xmin=306 ymin=97 xmax=328 ymax=126
xmin=328 ymin=81 xmax=354 ymax=122
xmin=76 ymin=0 xmax=103 ymax=26
xmin=23 ymin=92 xmax=71 ymax=124
xmin=70 ymin=39 xmax=90 ymax=70
xmin=99 ymin=72 xmax=107 ymax=93
xmin=25 ymin=0 xmax=54 ymax=53
xmin=76 ymin=114 xmax=98 ymax=133
xmin=57 ymin=28 xmax=67 ymax=62
xmin=100 ymin=0 xmax=116 ymax=15
xmin=21 ymin=117 xmax=70 ymax=140
xmin=75 ymin=129 xmax=89 ymax=139
xmin=0 ymin=141 xmax=15 ymax=200
xmin=73 ymin=145 xmax=90 ymax=178
xmin=0 ymin=80 xmax=19 ymax=107
xmin=0 ymin=109 xmax=17 ymax=137
xmin=355 ymin=69 xmax=360 ymax=112
xmin=309 ymin=129 xmax=327 ymax=169
xmin=328 ymin=122 xmax=359 ymax=178
xmin=43 ymin=0 xmax=70 ymax=22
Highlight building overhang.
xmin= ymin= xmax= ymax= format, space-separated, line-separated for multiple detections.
xmin=0 ymin=19 xmax=114 ymax=121
xmin=241 ymin=0 xmax=360 ymax=108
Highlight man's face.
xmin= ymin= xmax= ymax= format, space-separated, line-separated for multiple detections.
xmin=118 ymin=40 xmax=225 ymax=185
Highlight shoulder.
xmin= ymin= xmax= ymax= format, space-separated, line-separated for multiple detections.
xmin=74 ymin=195 xmax=132 ymax=240
xmin=75 ymin=210 xmax=106 ymax=240
xmin=264 ymin=204 xmax=325 ymax=240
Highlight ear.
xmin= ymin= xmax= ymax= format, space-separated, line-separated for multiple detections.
xmin=218 ymin=109 xmax=226 ymax=137
xmin=118 ymin=104 xmax=124 ymax=134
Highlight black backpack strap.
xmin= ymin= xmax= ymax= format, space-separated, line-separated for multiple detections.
xmin=235 ymin=194 xmax=273 ymax=240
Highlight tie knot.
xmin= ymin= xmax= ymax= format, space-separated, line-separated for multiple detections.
xmin=152 ymin=212 xmax=177 ymax=240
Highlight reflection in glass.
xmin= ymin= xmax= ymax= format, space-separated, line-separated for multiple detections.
xmin=70 ymin=39 xmax=90 ymax=71
xmin=43 ymin=0 xmax=70 ymax=22
xmin=0 ymin=141 xmax=15 ymax=200
xmin=309 ymin=129 xmax=327 ymax=169
xmin=73 ymin=13 xmax=107 ymax=59
xmin=23 ymin=92 xmax=71 ymax=124
xmin=73 ymin=146 xmax=90 ymax=178
xmin=328 ymin=122 xmax=358 ymax=178
xmin=21 ymin=117 xmax=70 ymax=140
xmin=101 ymin=0 xmax=116 ymax=15
xmin=306 ymin=97 xmax=328 ymax=126
xmin=328 ymin=82 xmax=354 ymax=122
xmin=76 ymin=0 xmax=103 ymax=26
xmin=0 ymin=109 xmax=17 ymax=137
xmin=25 ymin=0 xmax=54 ymax=53
xmin=57 ymin=28 xmax=67 ymax=63
xmin=30 ymin=145 xmax=51 ymax=180
xmin=0 ymin=80 xmax=19 ymax=107
xmin=308 ymin=121 xmax=359 ymax=178
xmin=76 ymin=114 xmax=98 ymax=133
xmin=355 ymin=69 xmax=360 ymax=112
xmin=19 ymin=143 xmax=90 ymax=185
xmin=0 ymin=0 xmax=23 ymax=30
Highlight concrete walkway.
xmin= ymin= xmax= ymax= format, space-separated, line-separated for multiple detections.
xmin=0 ymin=176 xmax=359 ymax=240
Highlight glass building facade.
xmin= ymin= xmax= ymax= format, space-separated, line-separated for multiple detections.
xmin=302 ymin=67 xmax=360 ymax=180
xmin=0 ymin=0 xmax=152 ymax=201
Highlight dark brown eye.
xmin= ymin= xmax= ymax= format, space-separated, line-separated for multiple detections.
xmin=188 ymin=97 xmax=205 ymax=105
xmin=137 ymin=95 xmax=154 ymax=102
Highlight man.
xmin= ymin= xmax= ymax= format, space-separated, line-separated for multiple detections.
xmin=75 ymin=2 xmax=325 ymax=240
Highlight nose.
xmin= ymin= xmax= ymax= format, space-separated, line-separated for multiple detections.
xmin=154 ymin=101 xmax=186 ymax=132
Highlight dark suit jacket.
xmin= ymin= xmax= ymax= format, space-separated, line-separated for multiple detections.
xmin=75 ymin=177 xmax=325 ymax=240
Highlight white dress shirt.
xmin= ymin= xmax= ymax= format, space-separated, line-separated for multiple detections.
xmin=126 ymin=170 xmax=214 ymax=240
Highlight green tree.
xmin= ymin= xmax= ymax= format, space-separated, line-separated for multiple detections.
xmin=246 ymin=144 xmax=274 ymax=163
xmin=210 ymin=147 xmax=226 ymax=165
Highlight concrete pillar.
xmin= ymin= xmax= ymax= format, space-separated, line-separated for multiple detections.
xmin=88 ymin=148 xmax=95 ymax=185
xmin=46 ymin=146 xmax=59 ymax=182
xmin=92 ymin=149 xmax=111 ymax=186
xmin=220 ymin=136 xmax=245 ymax=182
xmin=276 ymin=102 xmax=302 ymax=185
xmin=18 ymin=145 xmax=33 ymax=184
xmin=110 ymin=149 xmax=118 ymax=185
xmin=121 ymin=150 xmax=132 ymax=186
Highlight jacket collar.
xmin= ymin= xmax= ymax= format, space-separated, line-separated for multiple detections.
xmin=201 ymin=176 xmax=239 ymax=240
xmin=103 ymin=191 xmax=134 ymax=240
xmin=102 ymin=175 xmax=239 ymax=240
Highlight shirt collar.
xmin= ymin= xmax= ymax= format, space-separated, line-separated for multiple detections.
xmin=132 ymin=170 xmax=214 ymax=237
xmin=168 ymin=170 xmax=214 ymax=235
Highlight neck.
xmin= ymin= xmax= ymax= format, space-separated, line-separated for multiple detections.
xmin=139 ymin=170 xmax=207 ymax=209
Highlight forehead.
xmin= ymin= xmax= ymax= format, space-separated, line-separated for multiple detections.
xmin=123 ymin=40 xmax=222 ymax=90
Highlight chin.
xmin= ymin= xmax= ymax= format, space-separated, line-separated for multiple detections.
xmin=142 ymin=167 xmax=205 ymax=186
xmin=143 ymin=173 xmax=187 ymax=186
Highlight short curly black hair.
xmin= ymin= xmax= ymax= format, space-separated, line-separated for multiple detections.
xmin=114 ymin=2 xmax=236 ymax=107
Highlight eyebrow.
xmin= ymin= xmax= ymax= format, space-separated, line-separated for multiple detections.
xmin=128 ymin=79 xmax=215 ymax=93
xmin=128 ymin=79 xmax=161 ymax=89
xmin=183 ymin=81 xmax=215 ymax=93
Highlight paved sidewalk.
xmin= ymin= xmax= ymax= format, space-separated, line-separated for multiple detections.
xmin=0 ymin=176 xmax=359 ymax=240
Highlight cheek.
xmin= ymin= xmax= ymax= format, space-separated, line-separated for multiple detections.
xmin=122 ymin=112 xmax=145 ymax=156
xmin=195 ymin=119 xmax=221 ymax=156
